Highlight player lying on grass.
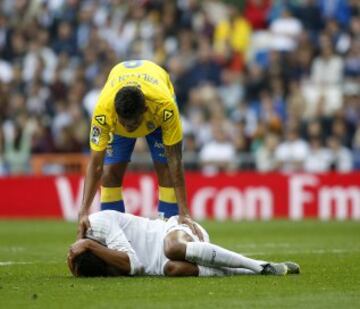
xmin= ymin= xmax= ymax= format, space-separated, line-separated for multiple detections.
xmin=67 ymin=210 xmax=300 ymax=277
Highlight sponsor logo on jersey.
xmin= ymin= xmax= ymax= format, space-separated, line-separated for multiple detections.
xmin=90 ymin=125 xmax=101 ymax=145
xmin=163 ymin=109 xmax=174 ymax=121
xmin=95 ymin=115 xmax=106 ymax=125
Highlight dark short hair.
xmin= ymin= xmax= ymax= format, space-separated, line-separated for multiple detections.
xmin=114 ymin=86 xmax=145 ymax=119
xmin=73 ymin=250 xmax=108 ymax=277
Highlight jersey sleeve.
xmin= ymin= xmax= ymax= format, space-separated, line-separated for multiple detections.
xmin=160 ymin=100 xmax=183 ymax=146
xmin=160 ymin=75 xmax=183 ymax=146
xmin=89 ymin=91 xmax=113 ymax=152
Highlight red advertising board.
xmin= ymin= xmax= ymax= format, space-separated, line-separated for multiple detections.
xmin=0 ymin=172 xmax=360 ymax=221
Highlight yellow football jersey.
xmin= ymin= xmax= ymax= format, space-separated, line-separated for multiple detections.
xmin=90 ymin=60 xmax=183 ymax=151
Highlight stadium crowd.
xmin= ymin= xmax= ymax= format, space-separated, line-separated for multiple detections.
xmin=0 ymin=0 xmax=359 ymax=175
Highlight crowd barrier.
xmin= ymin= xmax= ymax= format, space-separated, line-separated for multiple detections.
xmin=1 ymin=172 xmax=360 ymax=221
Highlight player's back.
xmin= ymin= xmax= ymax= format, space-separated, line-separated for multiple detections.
xmin=103 ymin=60 xmax=174 ymax=111
xmin=87 ymin=210 xmax=168 ymax=275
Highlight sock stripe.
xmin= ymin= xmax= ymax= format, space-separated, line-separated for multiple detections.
xmin=159 ymin=186 xmax=177 ymax=203
xmin=101 ymin=186 xmax=123 ymax=203
xmin=101 ymin=200 xmax=125 ymax=212
xmin=158 ymin=201 xmax=178 ymax=217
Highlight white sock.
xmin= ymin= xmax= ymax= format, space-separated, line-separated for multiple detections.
xmin=220 ymin=267 xmax=255 ymax=275
xmin=186 ymin=242 xmax=264 ymax=273
xmin=198 ymin=266 xmax=255 ymax=277
xmin=198 ymin=266 xmax=227 ymax=277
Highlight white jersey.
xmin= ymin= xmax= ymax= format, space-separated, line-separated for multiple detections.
xmin=86 ymin=211 xmax=209 ymax=276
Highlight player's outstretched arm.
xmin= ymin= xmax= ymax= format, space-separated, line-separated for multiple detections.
xmin=164 ymin=141 xmax=204 ymax=241
xmin=77 ymin=150 xmax=105 ymax=239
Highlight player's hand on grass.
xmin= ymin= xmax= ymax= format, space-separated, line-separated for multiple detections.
xmin=178 ymin=215 xmax=204 ymax=241
xmin=77 ymin=213 xmax=90 ymax=239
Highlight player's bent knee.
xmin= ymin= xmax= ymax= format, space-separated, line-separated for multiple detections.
xmin=164 ymin=240 xmax=186 ymax=261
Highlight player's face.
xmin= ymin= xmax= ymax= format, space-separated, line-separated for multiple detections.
xmin=118 ymin=114 xmax=144 ymax=132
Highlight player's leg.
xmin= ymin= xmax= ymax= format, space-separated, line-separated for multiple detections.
xmin=163 ymin=260 xmax=255 ymax=277
xmin=101 ymin=134 xmax=136 ymax=211
xmin=146 ymin=128 xmax=178 ymax=218
xmin=163 ymin=230 xmax=286 ymax=275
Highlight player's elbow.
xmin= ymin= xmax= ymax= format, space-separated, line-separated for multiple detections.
xmin=164 ymin=261 xmax=198 ymax=277
xmin=164 ymin=261 xmax=184 ymax=277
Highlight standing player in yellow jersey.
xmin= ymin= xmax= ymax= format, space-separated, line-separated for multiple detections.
xmin=77 ymin=60 xmax=203 ymax=240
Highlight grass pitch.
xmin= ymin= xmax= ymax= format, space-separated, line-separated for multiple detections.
xmin=0 ymin=220 xmax=359 ymax=308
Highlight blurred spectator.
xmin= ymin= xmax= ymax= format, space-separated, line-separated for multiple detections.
xmin=183 ymin=133 xmax=200 ymax=171
xmin=313 ymin=36 xmax=344 ymax=82
xmin=199 ymin=123 xmax=236 ymax=175
xmin=3 ymin=117 xmax=34 ymax=174
xmin=331 ymin=116 xmax=353 ymax=148
xmin=344 ymin=40 xmax=360 ymax=77
xmin=231 ymin=103 xmax=258 ymax=137
xmin=0 ymin=124 xmax=6 ymax=176
xmin=185 ymin=38 xmax=222 ymax=87
xmin=83 ymin=74 xmax=106 ymax=118
xmin=295 ymin=0 xmax=323 ymax=33
xmin=255 ymin=133 xmax=279 ymax=172
xmin=275 ymin=127 xmax=309 ymax=172
xmin=287 ymin=80 xmax=307 ymax=120
xmin=327 ymin=136 xmax=353 ymax=172
xmin=270 ymin=8 xmax=303 ymax=52
xmin=244 ymin=0 xmax=270 ymax=30
xmin=353 ymin=125 xmax=360 ymax=170
xmin=244 ymin=62 xmax=268 ymax=104
xmin=52 ymin=21 xmax=77 ymax=56
xmin=324 ymin=19 xmax=351 ymax=54
xmin=31 ymin=117 xmax=55 ymax=153
xmin=214 ymin=4 xmax=252 ymax=66
xmin=304 ymin=136 xmax=332 ymax=172
xmin=304 ymin=39 xmax=344 ymax=116
xmin=318 ymin=0 xmax=350 ymax=26
xmin=218 ymin=70 xmax=244 ymax=112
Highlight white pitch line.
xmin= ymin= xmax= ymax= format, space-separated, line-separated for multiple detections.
xmin=0 ymin=261 xmax=33 ymax=266
xmin=0 ymin=261 xmax=60 ymax=266
xmin=0 ymin=247 xmax=25 ymax=252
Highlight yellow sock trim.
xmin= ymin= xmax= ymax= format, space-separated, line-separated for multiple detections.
xmin=101 ymin=186 xmax=123 ymax=203
xmin=159 ymin=186 xmax=177 ymax=203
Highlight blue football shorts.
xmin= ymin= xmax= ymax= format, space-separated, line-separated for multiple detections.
xmin=104 ymin=127 xmax=167 ymax=165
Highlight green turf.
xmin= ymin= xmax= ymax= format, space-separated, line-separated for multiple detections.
xmin=0 ymin=220 xmax=359 ymax=308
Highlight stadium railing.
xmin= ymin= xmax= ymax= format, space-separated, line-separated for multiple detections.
xmin=30 ymin=152 xmax=256 ymax=174
xmin=31 ymin=153 xmax=89 ymax=175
